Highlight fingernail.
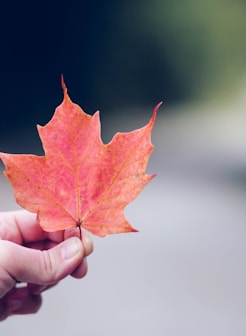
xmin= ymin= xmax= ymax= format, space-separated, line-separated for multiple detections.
xmin=61 ymin=237 xmax=81 ymax=260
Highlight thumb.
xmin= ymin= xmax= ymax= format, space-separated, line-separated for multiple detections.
xmin=0 ymin=237 xmax=84 ymax=298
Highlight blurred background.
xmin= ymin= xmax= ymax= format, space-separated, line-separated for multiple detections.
xmin=1 ymin=0 xmax=246 ymax=335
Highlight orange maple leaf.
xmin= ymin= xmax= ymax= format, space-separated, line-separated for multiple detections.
xmin=0 ymin=80 xmax=161 ymax=237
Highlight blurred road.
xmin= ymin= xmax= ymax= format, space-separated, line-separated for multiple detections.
xmin=1 ymin=94 xmax=246 ymax=335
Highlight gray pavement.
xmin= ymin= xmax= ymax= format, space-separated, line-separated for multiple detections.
xmin=1 ymin=96 xmax=246 ymax=335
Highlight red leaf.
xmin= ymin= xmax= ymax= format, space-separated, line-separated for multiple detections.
xmin=0 ymin=80 xmax=161 ymax=237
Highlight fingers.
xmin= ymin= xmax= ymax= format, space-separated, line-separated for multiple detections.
xmin=0 ymin=287 xmax=42 ymax=321
xmin=64 ymin=227 xmax=94 ymax=257
xmin=0 ymin=210 xmax=48 ymax=244
xmin=0 ymin=210 xmax=94 ymax=300
xmin=64 ymin=228 xmax=93 ymax=279
xmin=0 ymin=237 xmax=89 ymax=298
xmin=27 ymin=230 xmax=93 ymax=293
xmin=71 ymin=257 xmax=88 ymax=279
xmin=27 ymin=282 xmax=57 ymax=295
xmin=0 ymin=210 xmax=95 ymax=251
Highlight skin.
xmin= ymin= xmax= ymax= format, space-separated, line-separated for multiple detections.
xmin=0 ymin=210 xmax=93 ymax=321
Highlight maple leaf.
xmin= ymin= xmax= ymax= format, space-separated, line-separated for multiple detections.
xmin=0 ymin=80 xmax=161 ymax=237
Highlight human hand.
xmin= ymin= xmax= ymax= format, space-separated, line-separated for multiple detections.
xmin=0 ymin=210 xmax=93 ymax=320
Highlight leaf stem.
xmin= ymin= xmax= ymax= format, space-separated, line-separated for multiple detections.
xmin=77 ymin=218 xmax=82 ymax=240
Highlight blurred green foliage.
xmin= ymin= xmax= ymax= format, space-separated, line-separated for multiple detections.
xmin=68 ymin=0 xmax=246 ymax=109
xmin=1 ymin=0 xmax=246 ymax=139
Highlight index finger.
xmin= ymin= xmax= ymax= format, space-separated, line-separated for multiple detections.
xmin=0 ymin=210 xmax=64 ymax=245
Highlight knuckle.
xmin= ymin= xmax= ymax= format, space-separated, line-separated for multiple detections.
xmin=38 ymin=250 xmax=58 ymax=284
xmin=0 ymin=242 xmax=17 ymax=298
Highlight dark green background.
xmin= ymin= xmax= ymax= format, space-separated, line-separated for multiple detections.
xmin=1 ymin=0 xmax=246 ymax=141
